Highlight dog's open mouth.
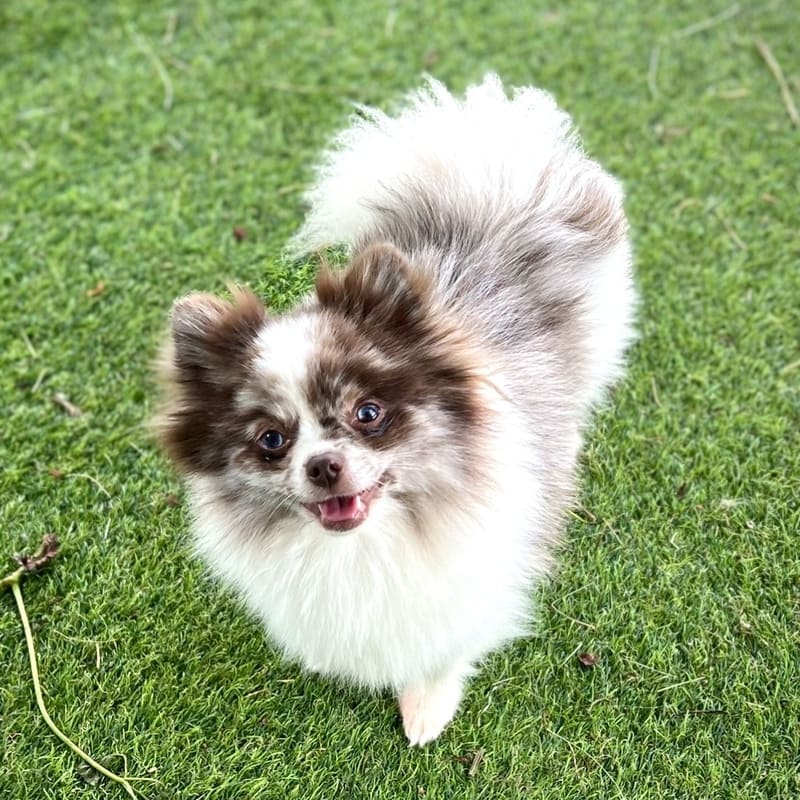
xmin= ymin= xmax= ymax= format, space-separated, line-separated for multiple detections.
xmin=303 ymin=484 xmax=381 ymax=532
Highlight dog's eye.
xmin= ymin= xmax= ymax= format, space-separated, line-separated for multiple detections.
xmin=258 ymin=430 xmax=286 ymax=451
xmin=353 ymin=402 xmax=387 ymax=436
xmin=356 ymin=402 xmax=382 ymax=424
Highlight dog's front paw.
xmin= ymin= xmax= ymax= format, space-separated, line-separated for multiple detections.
xmin=398 ymin=672 xmax=464 ymax=746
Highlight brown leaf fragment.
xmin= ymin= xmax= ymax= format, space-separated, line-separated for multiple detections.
xmin=577 ymin=651 xmax=600 ymax=668
xmin=77 ymin=761 xmax=103 ymax=786
xmin=52 ymin=392 xmax=82 ymax=417
xmin=163 ymin=493 xmax=181 ymax=507
xmin=48 ymin=468 xmax=65 ymax=479
xmin=423 ymin=50 xmax=439 ymax=68
xmin=86 ymin=281 xmax=107 ymax=298
xmin=14 ymin=534 xmax=60 ymax=574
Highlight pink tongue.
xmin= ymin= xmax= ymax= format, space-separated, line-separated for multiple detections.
xmin=319 ymin=495 xmax=361 ymax=522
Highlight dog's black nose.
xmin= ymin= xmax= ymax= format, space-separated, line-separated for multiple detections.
xmin=305 ymin=452 xmax=344 ymax=489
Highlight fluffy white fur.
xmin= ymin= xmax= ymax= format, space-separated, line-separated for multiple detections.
xmin=293 ymin=74 xmax=577 ymax=252
xmin=190 ymin=390 xmax=538 ymax=689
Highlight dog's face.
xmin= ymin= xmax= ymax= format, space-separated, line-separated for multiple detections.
xmin=157 ymin=244 xmax=490 ymax=535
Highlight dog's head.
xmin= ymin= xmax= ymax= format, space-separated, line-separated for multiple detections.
xmin=156 ymin=244 xmax=492 ymax=535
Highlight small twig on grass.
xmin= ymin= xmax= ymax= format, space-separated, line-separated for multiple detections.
xmin=651 ymin=376 xmax=662 ymax=407
xmin=467 ymin=747 xmax=485 ymax=778
xmin=21 ymin=331 xmax=39 ymax=358
xmin=712 ymin=209 xmax=747 ymax=250
xmin=656 ymin=676 xmax=706 ymax=693
xmin=754 ymin=37 xmax=800 ymax=129
xmin=673 ymin=197 xmax=703 ymax=217
xmin=650 ymin=5 xmax=741 ymax=97
xmin=52 ymin=392 xmax=83 ymax=417
xmin=163 ymin=10 xmax=179 ymax=45
xmin=31 ymin=369 xmax=48 ymax=393
xmin=718 ymin=87 xmax=749 ymax=100
xmin=672 ymin=4 xmax=740 ymax=39
xmin=549 ymin=603 xmax=596 ymax=630
xmin=17 ymin=138 xmax=37 ymax=170
xmin=274 ymin=181 xmax=307 ymax=197
xmin=648 ymin=45 xmax=661 ymax=99
xmin=129 ymin=25 xmax=174 ymax=112
xmin=455 ymin=747 xmax=487 ymax=777
xmin=65 ymin=472 xmax=112 ymax=498
xmin=2 ymin=535 xmax=143 ymax=799
xmin=720 ymin=216 xmax=747 ymax=250
xmin=780 ymin=358 xmax=800 ymax=375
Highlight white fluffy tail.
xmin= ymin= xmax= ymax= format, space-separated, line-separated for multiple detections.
xmin=290 ymin=73 xmax=595 ymax=255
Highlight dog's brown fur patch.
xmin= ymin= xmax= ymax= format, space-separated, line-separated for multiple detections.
xmin=313 ymin=244 xmax=490 ymax=450
xmin=155 ymin=288 xmax=267 ymax=473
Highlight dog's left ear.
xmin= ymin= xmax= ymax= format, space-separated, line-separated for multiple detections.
xmin=315 ymin=243 xmax=434 ymax=335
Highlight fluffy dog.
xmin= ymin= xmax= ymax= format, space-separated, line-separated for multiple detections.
xmin=156 ymin=75 xmax=636 ymax=745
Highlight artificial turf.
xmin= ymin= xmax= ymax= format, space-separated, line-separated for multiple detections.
xmin=1 ymin=1 xmax=798 ymax=798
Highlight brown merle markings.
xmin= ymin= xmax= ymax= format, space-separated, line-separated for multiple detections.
xmin=315 ymin=243 xmax=436 ymax=345
xmin=169 ymin=288 xmax=266 ymax=379
xmin=311 ymin=243 xmax=491 ymax=454
xmin=155 ymin=288 xmax=267 ymax=474
xmin=343 ymin=169 xmax=626 ymax=393
xmin=363 ymin=163 xmax=626 ymax=278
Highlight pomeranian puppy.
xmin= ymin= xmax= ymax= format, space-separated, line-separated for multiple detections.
xmin=155 ymin=74 xmax=635 ymax=745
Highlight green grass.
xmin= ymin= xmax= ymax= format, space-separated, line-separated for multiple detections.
xmin=2 ymin=1 xmax=799 ymax=798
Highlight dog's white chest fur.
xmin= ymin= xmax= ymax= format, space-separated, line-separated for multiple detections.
xmin=190 ymin=477 xmax=539 ymax=692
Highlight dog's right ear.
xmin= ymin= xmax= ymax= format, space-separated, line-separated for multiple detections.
xmin=169 ymin=288 xmax=266 ymax=381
